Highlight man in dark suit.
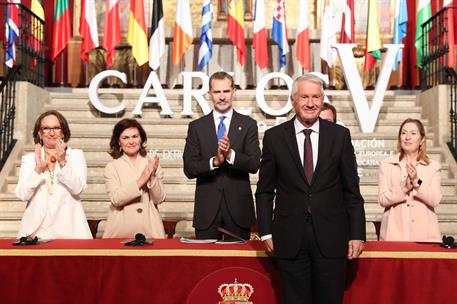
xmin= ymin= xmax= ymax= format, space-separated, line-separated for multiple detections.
xmin=183 ymin=71 xmax=260 ymax=240
xmin=255 ymin=74 xmax=366 ymax=304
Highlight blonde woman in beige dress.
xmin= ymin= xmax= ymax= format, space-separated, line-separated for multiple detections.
xmin=102 ymin=119 xmax=165 ymax=238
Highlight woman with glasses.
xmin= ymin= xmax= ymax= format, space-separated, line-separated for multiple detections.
xmin=15 ymin=110 xmax=92 ymax=239
xmin=102 ymin=118 xmax=165 ymax=238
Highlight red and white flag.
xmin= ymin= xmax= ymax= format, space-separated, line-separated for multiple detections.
xmin=296 ymin=0 xmax=310 ymax=70
xmin=103 ymin=0 xmax=121 ymax=67
xmin=445 ymin=0 xmax=455 ymax=67
xmin=253 ymin=0 xmax=268 ymax=69
xmin=340 ymin=0 xmax=354 ymax=43
xmin=79 ymin=0 xmax=99 ymax=63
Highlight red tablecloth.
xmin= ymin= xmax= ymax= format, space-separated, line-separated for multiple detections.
xmin=1 ymin=239 xmax=457 ymax=304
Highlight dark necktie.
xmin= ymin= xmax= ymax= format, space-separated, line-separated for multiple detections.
xmin=217 ymin=116 xmax=226 ymax=141
xmin=303 ymin=129 xmax=313 ymax=184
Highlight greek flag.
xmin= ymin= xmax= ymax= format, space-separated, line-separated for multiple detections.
xmin=198 ymin=0 xmax=213 ymax=70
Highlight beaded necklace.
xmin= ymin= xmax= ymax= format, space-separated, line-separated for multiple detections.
xmin=48 ymin=171 xmax=55 ymax=195
xmin=43 ymin=146 xmax=57 ymax=195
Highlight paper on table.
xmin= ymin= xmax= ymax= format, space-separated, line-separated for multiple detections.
xmin=179 ymin=237 xmax=217 ymax=244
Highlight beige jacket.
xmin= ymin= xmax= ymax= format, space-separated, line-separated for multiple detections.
xmin=102 ymin=154 xmax=166 ymax=238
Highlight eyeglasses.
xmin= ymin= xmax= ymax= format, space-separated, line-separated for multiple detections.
xmin=41 ymin=127 xmax=62 ymax=134
xmin=297 ymin=95 xmax=323 ymax=102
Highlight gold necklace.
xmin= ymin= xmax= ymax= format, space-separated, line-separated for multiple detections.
xmin=48 ymin=170 xmax=55 ymax=195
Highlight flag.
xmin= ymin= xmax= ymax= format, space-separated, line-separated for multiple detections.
xmin=30 ymin=0 xmax=45 ymax=65
xmin=296 ymin=0 xmax=310 ymax=70
xmin=363 ymin=0 xmax=382 ymax=71
xmin=149 ymin=0 xmax=165 ymax=70
xmin=272 ymin=0 xmax=289 ymax=68
xmin=198 ymin=0 xmax=213 ymax=70
xmin=103 ymin=0 xmax=121 ymax=67
xmin=415 ymin=0 xmax=431 ymax=68
xmin=51 ymin=0 xmax=72 ymax=60
xmin=320 ymin=0 xmax=337 ymax=67
xmin=253 ymin=0 xmax=268 ymax=69
xmin=79 ymin=0 xmax=99 ymax=63
xmin=5 ymin=0 xmax=20 ymax=68
xmin=227 ymin=0 xmax=246 ymax=65
xmin=392 ymin=0 xmax=408 ymax=70
xmin=445 ymin=0 xmax=455 ymax=67
xmin=128 ymin=0 xmax=149 ymax=66
xmin=340 ymin=0 xmax=354 ymax=43
xmin=172 ymin=0 xmax=193 ymax=65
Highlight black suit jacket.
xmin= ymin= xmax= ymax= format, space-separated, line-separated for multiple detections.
xmin=255 ymin=118 xmax=366 ymax=258
xmin=183 ymin=111 xmax=260 ymax=230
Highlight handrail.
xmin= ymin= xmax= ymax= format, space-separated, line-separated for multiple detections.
xmin=1 ymin=2 xmax=46 ymax=87
xmin=0 ymin=65 xmax=20 ymax=93
xmin=0 ymin=65 xmax=21 ymax=170
xmin=444 ymin=67 xmax=457 ymax=160
xmin=420 ymin=6 xmax=457 ymax=89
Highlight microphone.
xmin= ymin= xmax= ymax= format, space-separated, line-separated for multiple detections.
xmin=441 ymin=235 xmax=456 ymax=249
xmin=124 ymin=233 xmax=152 ymax=246
xmin=13 ymin=236 xmax=39 ymax=246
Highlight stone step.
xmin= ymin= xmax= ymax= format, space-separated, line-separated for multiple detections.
xmin=54 ymin=116 xmax=426 ymax=136
xmin=13 ymin=145 xmax=446 ymax=180
xmin=5 ymin=175 xmax=457 ymax=196
xmin=1 ymin=192 xmax=456 ymax=220
xmin=48 ymin=89 xmax=420 ymax=102
xmin=46 ymin=100 xmax=423 ymax=121
xmin=21 ymin=132 xmax=436 ymax=150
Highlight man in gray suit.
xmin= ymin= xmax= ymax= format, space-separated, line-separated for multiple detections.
xmin=183 ymin=71 xmax=260 ymax=240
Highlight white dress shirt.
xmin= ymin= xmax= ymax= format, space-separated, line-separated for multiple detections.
xmin=294 ymin=118 xmax=319 ymax=170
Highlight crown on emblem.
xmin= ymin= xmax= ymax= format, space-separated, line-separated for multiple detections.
xmin=217 ymin=279 xmax=254 ymax=304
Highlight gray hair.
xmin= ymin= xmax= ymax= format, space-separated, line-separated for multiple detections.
xmin=290 ymin=74 xmax=325 ymax=97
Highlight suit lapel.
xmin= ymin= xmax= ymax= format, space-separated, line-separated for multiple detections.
xmin=228 ymin=111 xmax=242 ymax=150
xmin=283 ymin=118 xmax=308 ymax=184
xmin=203 ymin=112 xmax=218 ymax=151
xmin=313 ymin=119 xmax=331 ymax=183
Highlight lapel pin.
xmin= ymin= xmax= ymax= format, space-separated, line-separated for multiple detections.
xmin=238 ymin=126 xmax=242 ymax=131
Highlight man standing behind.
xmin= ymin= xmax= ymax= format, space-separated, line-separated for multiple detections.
xmin=183 ymin=71 xmax=260 ymax=240
xmin=255 ymin=74 xmax=365 ymax=304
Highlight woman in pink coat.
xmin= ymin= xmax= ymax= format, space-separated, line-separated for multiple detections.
xmin=378 ymin=118 xmax=442 ymax=242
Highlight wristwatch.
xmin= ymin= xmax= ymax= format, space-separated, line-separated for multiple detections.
xmin=414 ymin=179 xmax=422 ymax=188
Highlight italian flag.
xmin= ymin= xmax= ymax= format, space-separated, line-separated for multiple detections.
xmin=415 ymin=0 xmax=431 ymax=68
xmin=363 ymin=0 xmax=382 ymax=71
xmin=51 ymin=0 xmax=72 ymax=60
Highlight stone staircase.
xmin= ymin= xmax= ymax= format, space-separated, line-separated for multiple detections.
xmin=1 ymin=86 xmax=456 ymax=239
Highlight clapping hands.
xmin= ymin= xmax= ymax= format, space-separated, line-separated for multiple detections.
xmin=138 ymin=155 xmax=160 ymax=188
xmin=34 ymin=144 xmax=47 ymax=174
xmin=401 ymin=162 xmax=419 ymax=193
xmin=214 ymin=134 xmax=231 ymax=167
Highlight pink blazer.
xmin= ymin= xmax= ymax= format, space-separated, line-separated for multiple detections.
xmin=378 ymin=154 xmax=442 ymax=242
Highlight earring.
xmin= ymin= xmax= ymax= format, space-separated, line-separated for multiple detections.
xmin=119 ymin=146 xmax=122 ymax=152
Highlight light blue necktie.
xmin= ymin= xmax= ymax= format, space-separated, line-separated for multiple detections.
xmin=217 ymin=116 xmax=226 ymax=141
